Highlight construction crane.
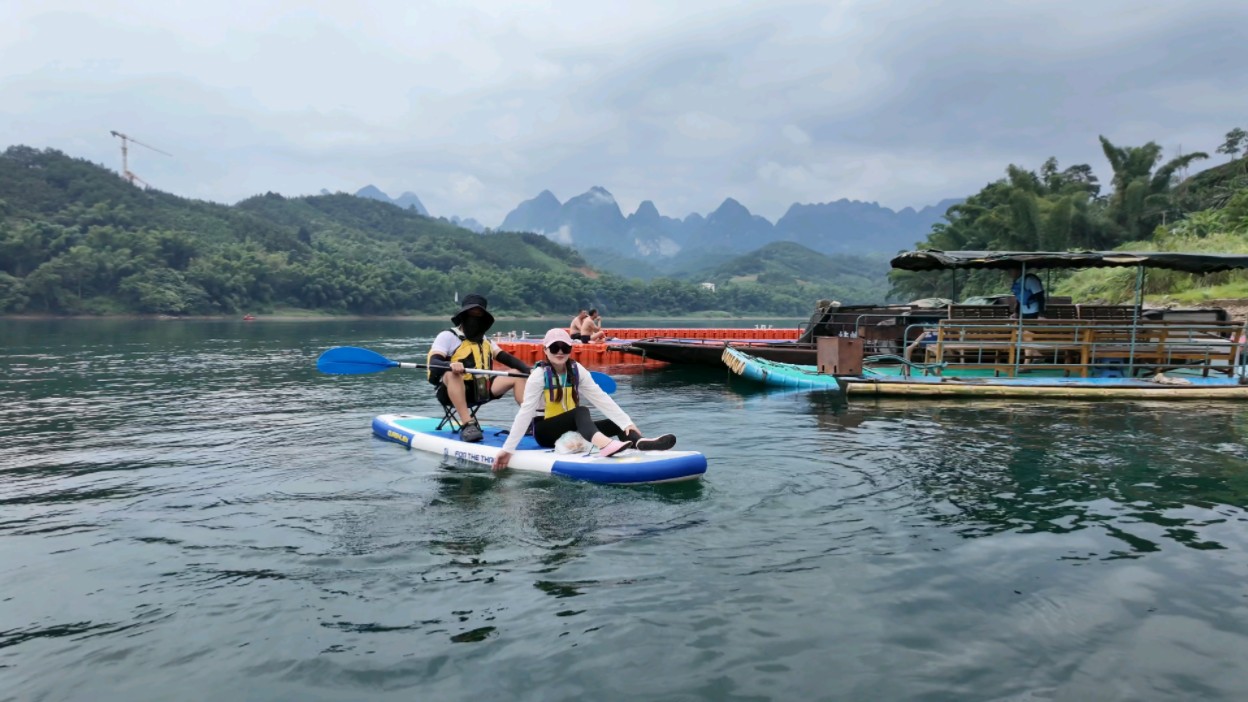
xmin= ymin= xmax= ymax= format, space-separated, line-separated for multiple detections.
xmin=109 ymin=130 xmax=172 ymax=187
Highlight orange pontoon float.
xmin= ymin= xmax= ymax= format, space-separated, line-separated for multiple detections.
xmin=495 ymin=340 xmax=667 ymax=369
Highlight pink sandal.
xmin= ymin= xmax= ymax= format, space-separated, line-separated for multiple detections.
xmin=598 ymin=439 xmax=629 ymax=458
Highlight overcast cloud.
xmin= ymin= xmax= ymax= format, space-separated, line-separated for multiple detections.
xmin=2 ymin=1 xmax=1245 ymax=226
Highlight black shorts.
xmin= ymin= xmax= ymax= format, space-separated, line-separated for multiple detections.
xmin=435 ymin=376 xmax=493 ymax=407
xmin=571 ymin=334 xmax=591 ymax=342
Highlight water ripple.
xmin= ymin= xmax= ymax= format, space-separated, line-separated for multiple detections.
xmin=5 ymin=321 xmax=1248 ymax=700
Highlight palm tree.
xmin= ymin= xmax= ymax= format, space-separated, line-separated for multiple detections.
xmin=1099 ymin=136 xmax=1208 ymax=241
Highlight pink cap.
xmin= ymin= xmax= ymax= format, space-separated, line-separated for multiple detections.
xmin=542 ymin=328 xmax=574 ymax=348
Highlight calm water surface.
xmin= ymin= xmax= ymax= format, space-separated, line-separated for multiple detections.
xmin=3 ymin=319 xmax=1248 ymax=701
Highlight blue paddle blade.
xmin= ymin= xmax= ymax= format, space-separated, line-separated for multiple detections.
xmin=590 ymin=371 xmax=617 ymax=394
xmin=317 ymin=346 xmax=400 ymax=375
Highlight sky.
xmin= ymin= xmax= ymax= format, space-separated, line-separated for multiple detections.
xmin=2 ymin=0 xmax=1246 ymax=227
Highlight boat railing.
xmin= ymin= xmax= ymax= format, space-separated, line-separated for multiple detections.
xmin=847 ymin=312 xmax=950 ymax=355
xmin=902 ymin=318 xmax=1248 ymax=379
xmin=800 ymin=307 xmax=943 ymax=344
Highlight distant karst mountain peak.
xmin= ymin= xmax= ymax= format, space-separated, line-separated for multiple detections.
xmin=352 ymin=184 xmax=429 ymax=217
xmin=496 ymin=184 xmax=959 ymax=261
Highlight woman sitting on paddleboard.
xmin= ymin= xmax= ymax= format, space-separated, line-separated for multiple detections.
xmin=494 ymin=329 xmax=675 ymax=471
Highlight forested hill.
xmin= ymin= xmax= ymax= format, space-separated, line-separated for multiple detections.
xmin=888 ymin=133 xmax=1248 ymax=303
xmin=0 ymin=146 xmax=874 ymax=316
xmin=696 ymin=242 xmax=892 ymax=304
xmin=233 ymin=192 xmax=587 ymax=274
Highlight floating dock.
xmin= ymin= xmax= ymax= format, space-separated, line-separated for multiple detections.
xmin=495 ymin=340 xmax=667 ymax=368
xmin=608 ymin=327 xmax=799 ymax=340
xmin=492 ymin=328 xmax=799 ymax=369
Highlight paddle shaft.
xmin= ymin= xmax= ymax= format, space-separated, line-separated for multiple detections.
xmin=316 ymin=345 xmax=616 ymax=392
xmin=399 ymin=362 xmax=526 ymax=379
xmin=413 ymin=361 xmax=616 ymax=392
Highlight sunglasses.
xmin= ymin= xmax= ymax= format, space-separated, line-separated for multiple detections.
xmin=547 ymin=342 xmax=573 ymax=355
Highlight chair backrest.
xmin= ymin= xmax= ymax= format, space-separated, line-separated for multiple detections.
xmin=948 ymin=304 xmax=1012 ymax=320
xmin=1045 ymin=304 xmax=1078 ymax=320
xmin=1077 ymin=305 xmax=1138 ymax=320
xmin=1140 ymin=307 xmax=1229 ymax=324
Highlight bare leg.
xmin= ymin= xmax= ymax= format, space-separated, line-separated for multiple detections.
xmin=488 ymin=376 xmax=526 ymax=405
xmin=904 ymin=339 xmax=921 ymax=363
xmin=440 ymin=373 xmax=474 ymax=425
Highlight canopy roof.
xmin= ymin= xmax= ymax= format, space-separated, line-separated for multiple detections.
xmin=890 ymin=250 xmax=1248 ymax=274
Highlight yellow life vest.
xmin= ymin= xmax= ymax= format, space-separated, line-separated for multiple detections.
xmin=540 ymin=363 xmax=579 ymax=419
xmin=427 ymin=329 xmax=493 ymax=395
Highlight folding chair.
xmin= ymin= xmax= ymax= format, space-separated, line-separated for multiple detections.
xmin=434 ymin=382 xmax=487 ymax=432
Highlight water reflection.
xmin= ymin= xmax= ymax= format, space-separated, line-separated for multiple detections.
xmin=807 ymin=397 xmax=1248 ymax=555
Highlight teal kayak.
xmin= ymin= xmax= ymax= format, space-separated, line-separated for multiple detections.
xmin=722 ymin=346 xmax=847 ymax=393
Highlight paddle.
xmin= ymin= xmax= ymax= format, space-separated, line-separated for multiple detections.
xmin=317 ymin=346 xmax=618 ymax=393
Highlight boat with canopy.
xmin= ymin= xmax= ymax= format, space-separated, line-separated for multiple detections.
xmin=725 ymin=250 xmax=1248 ymax=399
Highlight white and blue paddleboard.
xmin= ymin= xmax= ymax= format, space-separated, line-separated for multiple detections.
xmin=372 ymin=414 xmax=707 ymax=485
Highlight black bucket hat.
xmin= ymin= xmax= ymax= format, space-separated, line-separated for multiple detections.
xmin=452 ymin=293 xmax=495 ymax=327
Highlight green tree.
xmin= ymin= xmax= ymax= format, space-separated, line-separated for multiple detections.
xmin=0 ymin=272 xmax=28 ymax=312
xmin=120 ymin=268 xmax=210 ymax=314
xmin=1099 ymin=135 xmax=1208 ymax=241
xmin=1217 ymin=128 xmax=1246 ymax=161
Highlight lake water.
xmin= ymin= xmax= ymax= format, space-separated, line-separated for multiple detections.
xmin=4 ymin=319 xmax=1248 ymax=701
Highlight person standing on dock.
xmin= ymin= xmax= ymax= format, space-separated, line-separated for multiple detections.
xmin=427 ymin=294 xmax=530 ymax=443
xmin=1009 ymin=266 xmax=1046 ymax=319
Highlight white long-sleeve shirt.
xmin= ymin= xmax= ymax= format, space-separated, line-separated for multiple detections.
xmin=501 ymin=362 xmax=632 ymax=453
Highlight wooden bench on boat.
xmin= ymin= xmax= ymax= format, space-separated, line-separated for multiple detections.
xmin=1018 ymin=323 xmax=1086 ymax=370
xmin=927 ymin=320 xmax=1088 ymax=375
xmin=1084 ymin=322 xmax=1242 ymax=377
xmin=924 ymin=319 xmax=1243 ymax=377
xmin=926 ymin=321 xmax=1018 ymax=374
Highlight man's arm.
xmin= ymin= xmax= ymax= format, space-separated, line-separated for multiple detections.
xmin=495 ymin=349 xmax=531 ymax=374
xmin=426 ymin=332 xmax=458 ymax=380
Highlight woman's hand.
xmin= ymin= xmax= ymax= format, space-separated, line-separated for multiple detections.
xmin=623 ymin=424 xmax=640 ymax=436
xmin=494 ymin=451 xmax=511 ymax=472
xmin=450 ymin=361 xmax=465 ymax=374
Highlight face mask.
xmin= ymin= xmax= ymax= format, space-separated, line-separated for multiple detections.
xmin=461 ymin=317 xmax=490 ymax=340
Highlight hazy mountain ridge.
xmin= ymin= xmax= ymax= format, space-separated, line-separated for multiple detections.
xmin=491 ymin=186 xmax=960 ymax=260
xmin=348 ymin=180 xmax=958 ymax=261
xmin=352 ymin=185 xmax=488 ymax=232
xmin=353 ymin=185 xmax=429 ymax=216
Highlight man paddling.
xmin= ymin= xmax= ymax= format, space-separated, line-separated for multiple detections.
xmin=427 ymin=294 xmax=530 ymax=442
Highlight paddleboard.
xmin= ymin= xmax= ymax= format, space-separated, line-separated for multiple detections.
xmin=372 ymin=414 xmax=707 ymax=485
